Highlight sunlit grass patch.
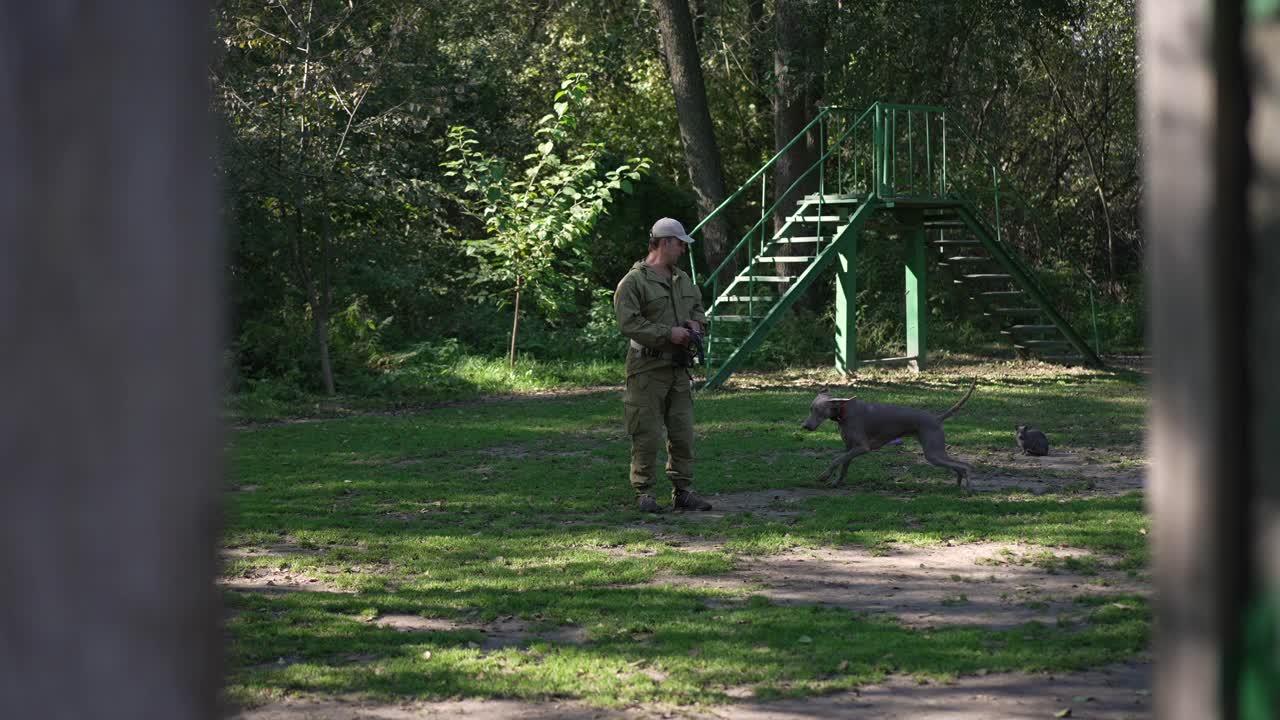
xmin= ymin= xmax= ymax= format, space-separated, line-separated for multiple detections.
xmin=224 ymin=361 xmax=1150 ymax=707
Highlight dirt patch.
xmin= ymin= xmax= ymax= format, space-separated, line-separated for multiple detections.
xmin=711 ymin=662 xmax=1151 ymax=719
xmin=219 ymin=541 xmax=359 ymax=595
xmin=609 ymin=485 xmax=1147 ymax=631
xmin=231 ymin=696 xmax=663 ymax=719
xmin=643 ymin=488 xmax=842 ymax=523
xmin=373 ymin=614 xmax=588 ymax=649
xmin=218 ymin=566 xmax=352 ymax=595
xmin=223 ymin=542 xmax=316 ymax=558
xmin=971 ymin=446 xmax=1147 ymax=496
xmin=647 ymin=541 xmax=1143 ymax=629
xmin=230 ymin=662 xmax=1151 ymax=719
xmin=715 ymin=355 xmax=1141 ymax=393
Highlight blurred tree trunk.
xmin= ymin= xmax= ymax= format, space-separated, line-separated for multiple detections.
xmin=0 ymin=3 xmax=223 ymax=719
xmin=653 ymin=0 xmax=732 ymax=280
xmin=1144 ymin=0 xmax=1264 ymax=717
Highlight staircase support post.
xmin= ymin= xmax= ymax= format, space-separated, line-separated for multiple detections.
xmin=904 ymin=221 xmax=928 ymax=372
xmin=834 ymin=229 xmax=858 ymax=374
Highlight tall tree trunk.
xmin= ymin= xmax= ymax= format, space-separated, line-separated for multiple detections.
xmin=509 ymin=275 xmax=523 ymax=368
xmin=773 ymin=0 xmax=827 ymax=302
xmin=307 ymin=282 xmax=336 ymax=396
xmin=689 ymin=0 xmax=706 ymax=46
xmin=653 ymin=0 xmax=732 ymax=280
xmin=0 ymin=3 xmax=223 ymax=718
xmin=287 ymin=202 xmax=337 ymax=396
xmin=316 ymin=208 xmax=336 ymax=396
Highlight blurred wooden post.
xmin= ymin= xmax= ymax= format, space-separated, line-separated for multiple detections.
xmin=1143 ymin=0 xmax=1276 ymax=717
xmin=1244 ymin=3 xmax=1280 ymax=718
xmin=0 ymin=3 xmax=223 ymax=719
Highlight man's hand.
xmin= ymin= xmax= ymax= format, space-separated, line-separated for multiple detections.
xmin=686 ymin=320 xmax=702 ymax=335
xmin=670 ymin=325 xmax=691 ymax=346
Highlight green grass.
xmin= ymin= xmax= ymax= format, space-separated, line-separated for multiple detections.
xmin=224 ymin=359 xmax=1150 ymax=708
xmin=229 ymin=355 xmax=627 ymax=423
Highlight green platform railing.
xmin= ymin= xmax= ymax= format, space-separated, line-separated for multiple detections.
xmin=685 ymin=101 xmax=1104 ymax=385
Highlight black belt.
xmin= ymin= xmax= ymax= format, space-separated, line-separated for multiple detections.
xmin=630 ymin=340 xmax=674 ymax=360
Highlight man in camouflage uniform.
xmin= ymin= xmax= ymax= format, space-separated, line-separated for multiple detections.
xmin=614 ymin=217 xmax=714 ymax=513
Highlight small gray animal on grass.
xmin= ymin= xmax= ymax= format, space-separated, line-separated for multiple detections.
xmin=801 ymin=379 xmax=977 ymax=489
xmin=1015 ymin=425 xmax=1050 ymax=456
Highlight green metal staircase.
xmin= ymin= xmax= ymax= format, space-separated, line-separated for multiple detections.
xmin=688 ymin=102 xmax=1103 ymax=390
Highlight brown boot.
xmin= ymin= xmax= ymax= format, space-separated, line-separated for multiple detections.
xmin=637 ymin=494 xmax=662 ymax=513
xmin=672 ymin=489 xmax=712 ymax=511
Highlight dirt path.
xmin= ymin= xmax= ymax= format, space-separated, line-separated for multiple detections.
xmin=233 ymin=662 xmax=1150 ymax=719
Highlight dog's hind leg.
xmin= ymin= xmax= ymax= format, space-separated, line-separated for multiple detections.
xmin=918 ymin=428 xmax=972 ymax=489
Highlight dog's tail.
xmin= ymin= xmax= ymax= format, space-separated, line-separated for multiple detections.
xmin=937 ymin=377 xmax=977 ymax=422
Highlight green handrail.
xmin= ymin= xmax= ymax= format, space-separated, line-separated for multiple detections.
xmin=947 ymin=119 xmax=1105 ymax=357
xmin=693 ymin=105 xmax=875 ymax=291
xmin=687 ymin=108 xmax=834 ymax=285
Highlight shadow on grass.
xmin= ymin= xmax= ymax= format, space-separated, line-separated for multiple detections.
xmin=225 ymin=365 xmax=1150 ymax=704
xmin=226 ymin=581 xmax=1148 ymax=705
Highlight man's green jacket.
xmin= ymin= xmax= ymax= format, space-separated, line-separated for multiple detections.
xmin=614 ymin=261 xmax=707 ymax=378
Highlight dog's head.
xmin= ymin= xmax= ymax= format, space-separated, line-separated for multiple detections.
xmin=802 ymin=388 xmax=843 ymax=431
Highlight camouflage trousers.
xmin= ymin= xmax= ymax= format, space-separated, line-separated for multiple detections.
xmin=623 ymin=367 xmax=694 ymax=494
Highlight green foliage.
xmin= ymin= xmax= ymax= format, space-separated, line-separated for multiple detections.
xmin=443 ymin=75 xmax=651 ymax=330
xmin=215 ymin=0 xmax=1144 ymax=391
xmin=578 ymin=288 xmax=631 ymax=360
xmin=752 ymin=309 xmax=839 ymax=369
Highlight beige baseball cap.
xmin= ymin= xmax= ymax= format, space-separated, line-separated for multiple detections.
xmin=650 ymin=217 xmax=695 ymax=244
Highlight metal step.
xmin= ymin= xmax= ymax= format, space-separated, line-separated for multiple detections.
xmin=756 ymin=255 xmax=817 ymax=262
xmin=1038 ymin=354 xmax=1086 ymax=364
xmin=991 ymin=307 xmax=1041 ymax=315
xmin=786 ymin=215 xmax=844 ymax=223
xmin=736 ymin=275 xmax=792 ymax=283
xmin=717 ymin=295 xmax=775 ymax=303
xmin=1014 ymin=339 xmax=1074 ymax=349
xmin=932 ymin=239 xmax=980 ymax=246
xmin=943 ymin=256 xmax=992 ymax=263
xmin=961 ymin=273 xmax=1012 ymax=281
xmin=801 ymin=193 xmax=867 ymax=205
xmin=773 ymin=236 xmax=828 ymax=245
xmin=924 ymin=221 xmax=967 ymax=229
xmin=978 ymin=290 xmax=1026 ymax=298
xmin=708 ymin=315 xmax=758 ymax=322
xmin=1006 ymin=324 xmax=1059 ymax=333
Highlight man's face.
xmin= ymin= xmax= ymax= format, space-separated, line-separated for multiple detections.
xmin=660 ymin=236 xmax=686 ymax=265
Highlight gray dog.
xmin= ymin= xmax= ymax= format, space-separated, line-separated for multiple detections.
xmin=802 ymin=379 xmax=977 ymax=488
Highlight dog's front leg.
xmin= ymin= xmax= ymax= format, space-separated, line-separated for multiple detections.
xmin=819 ymin=445 xmax=868 ymax=487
